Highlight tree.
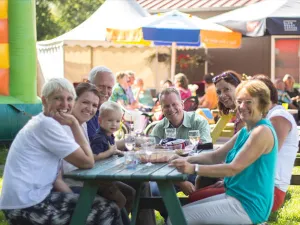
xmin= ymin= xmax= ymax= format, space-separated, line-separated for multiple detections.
xmin=36 ymin=0 xmax=61 ymax=41
xmin=54 ymin=0 xmax=104 ymax=33
xmin=36 ymin=0 xmax=105 ymax=41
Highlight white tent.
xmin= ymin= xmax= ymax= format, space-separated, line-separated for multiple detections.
xmin=37 ymin=0 xmax=170 ymax=88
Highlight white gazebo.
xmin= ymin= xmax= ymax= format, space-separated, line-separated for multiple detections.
xmin=37 ymin=0 xmax=170 ymax=89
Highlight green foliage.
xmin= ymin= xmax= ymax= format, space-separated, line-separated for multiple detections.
xmin=53 ymin=0 xmax=104 ymax=34
xmin=36 ymin=0 xmax=105 ymax=41
xmin=36 ymin=0 xmax=61 ymax=41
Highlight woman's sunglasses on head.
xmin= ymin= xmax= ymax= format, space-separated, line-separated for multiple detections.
xmin=212 ymin=72 xmax=240 ymax=84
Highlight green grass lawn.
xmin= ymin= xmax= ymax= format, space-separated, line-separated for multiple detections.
xmin=0 ymin=147 xmax=299 ymax=225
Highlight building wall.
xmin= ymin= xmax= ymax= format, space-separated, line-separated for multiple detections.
xmin=208 ymin=36 xmax=271 ymax=77
xmin=175 ymin=36 xmax=271 ymax=85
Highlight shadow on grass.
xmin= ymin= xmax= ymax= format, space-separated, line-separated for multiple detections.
xmin=0 ymin=145 xmax=8 ymax=166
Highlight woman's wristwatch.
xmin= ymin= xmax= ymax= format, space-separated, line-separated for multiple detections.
xmin=194 ymin=164 xmax=200 ymax=174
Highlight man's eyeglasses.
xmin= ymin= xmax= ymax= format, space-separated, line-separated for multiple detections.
xmin=235 ymin=99 xmax=253 ymax=106
xmin=212 ymin=72 xmax=240 ymax=84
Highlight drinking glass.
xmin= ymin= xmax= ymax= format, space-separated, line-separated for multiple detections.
xmin=165 ymin=128 xmax=176 ymax=139
xmin=124 ymin=134 xmax=135 ymax=151
xmin=143 ymin=136 xmax=156 ymax=166
xmin=188 ymin=130 xmax=200 ymax=149
xmin=129 ymin=122 xmax=134 ymax=134
xmin=124 ymin=134 xmax=137 ymax=169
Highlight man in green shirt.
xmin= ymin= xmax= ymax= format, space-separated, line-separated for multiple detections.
xmin=150 ymin=87 xmax=212 ymax=195
xmin=149 ymin=88 xmax=212 ymax=222
xmin=151 ymin=88 xmax=212 ymax=144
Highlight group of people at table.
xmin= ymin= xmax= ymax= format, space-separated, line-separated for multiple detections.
xmin=0 ymin=66 xmax=298 ymax=225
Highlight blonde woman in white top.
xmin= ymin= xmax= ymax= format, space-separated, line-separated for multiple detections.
xmin=0 ymin=78 xmax=123 ymax=225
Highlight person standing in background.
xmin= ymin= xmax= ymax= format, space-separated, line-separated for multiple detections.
xmin=134 ymin=78 xmax=155 ymax=110
xmin=126 ymin=71 xmax=137 ymax=106
xmin=174 ymin=73 xmax=191 ymax=100
xmin=198 ymin=73 xmax=218 ymax=109
xmin=274 ymin=79 xmax=296 ymax=109
xmin=283 ymin=74 xmax=299 ymax=108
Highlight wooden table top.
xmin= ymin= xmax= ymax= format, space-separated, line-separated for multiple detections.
xmin=64 ymin=155 xmax=188 ymax=182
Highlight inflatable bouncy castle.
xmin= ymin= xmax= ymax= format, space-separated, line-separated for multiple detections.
xmin=0 ymin=0 xmax=42 ymax=142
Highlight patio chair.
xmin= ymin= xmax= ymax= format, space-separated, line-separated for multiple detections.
xmin=183 ymin=96 xmax=199 ymax=111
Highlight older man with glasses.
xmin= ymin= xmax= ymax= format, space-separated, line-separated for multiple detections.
xmin=86 ymin=66 xmax=157 ymax=225
xmin=86 ymin=66 xmax=115 ymax=141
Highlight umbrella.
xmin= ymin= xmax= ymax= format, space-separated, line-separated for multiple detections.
xmin=141 ymin=10 xmax=241 ymax=79
xmin=106 ymin=10 xmax=241 ymax=79
xmin=208 ymin=0 xmax=300 ymax=37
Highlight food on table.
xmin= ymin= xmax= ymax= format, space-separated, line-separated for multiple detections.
xmin=136 ymin=150 xmax=175 ymax=163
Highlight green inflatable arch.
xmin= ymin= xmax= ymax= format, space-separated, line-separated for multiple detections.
xmin=0 ymin=0 xmax=42 ymax=142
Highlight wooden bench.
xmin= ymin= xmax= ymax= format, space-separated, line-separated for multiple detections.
xmin=291 ymin=157 xmax=300 ymax=185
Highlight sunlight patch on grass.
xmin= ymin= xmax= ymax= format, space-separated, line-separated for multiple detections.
xmin=292 ymin=166 xmax=300 ymax=174
xmin=268 ymin=186 xmax=300 ymax=224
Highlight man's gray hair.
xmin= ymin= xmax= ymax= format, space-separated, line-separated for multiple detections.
xmin=88 ymin=66 xmax=114 ymax=83
xmin=42 ymin=78 xmax=76 ymax=99
xmin=99 ymin=101 xmax=123 ymax=117
xmin=159 ymin=87 xmax=182 ymax=104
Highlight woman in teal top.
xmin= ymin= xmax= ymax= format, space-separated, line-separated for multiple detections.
xmin=169 ymin=80 xmax=278 ymax=225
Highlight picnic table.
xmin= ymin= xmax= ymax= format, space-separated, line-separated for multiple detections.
xmin=64 ymin=155 xmax=189 ymax=225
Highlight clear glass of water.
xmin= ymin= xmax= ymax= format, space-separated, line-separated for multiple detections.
xmin=125 ymin=134 xmax=135 ymax=151
xmin=165 ymin=128 xmax=176 ymax=139
xmin=143 ymin=136 xmax=156 ymax=166
xmin=188 ymin=130 xmax=200 ymax=149
xmin=124 ymin=134 xmax=137 ymax=169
